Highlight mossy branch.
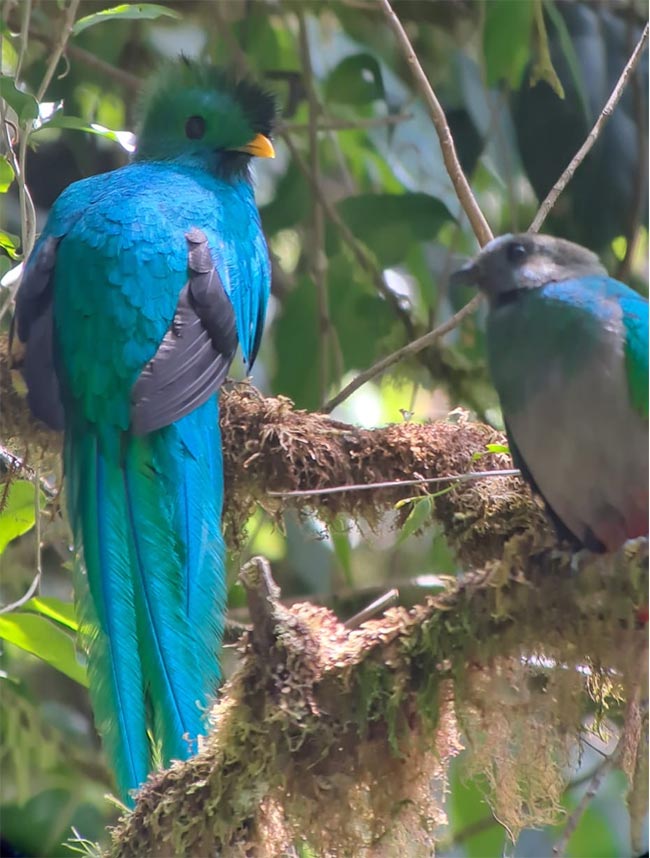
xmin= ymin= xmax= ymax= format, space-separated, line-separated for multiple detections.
xmin=108 ymin=545 xmax=647 ymax=856
xmin=2 ymin=352 xmax=648 ymax=854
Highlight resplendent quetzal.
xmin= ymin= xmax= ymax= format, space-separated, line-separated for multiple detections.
xmin=10 ymin=60 xmax=276 ymax=801
xmin=451 ymin=233 xmax=648 ymax=553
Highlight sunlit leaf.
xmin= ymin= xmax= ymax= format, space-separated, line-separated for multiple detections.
xmin=0 ymin=614 xmax=87 ymax=686
xmin=31 ymin=114 xmax=136 ymax=151
xmin=0 ymin=480 xmax=46 ymax=554
xmin=22 ymin=597 xmax=78 ymax=632
xmin=396 ymin=496 xmax=433 ymax=544
xmin=0 ymin=229 xmax=20 ymax=259
xmin=0 ymin=156 xmax=15 ymax=193
xmin=72 ymin=3 xmax=181 ymax=36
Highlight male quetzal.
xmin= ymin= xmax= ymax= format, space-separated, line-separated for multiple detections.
xmin=451 ymin=233 xmax=648 ymax=553
xmin=10 ymin=60 xmax=276 ymax=801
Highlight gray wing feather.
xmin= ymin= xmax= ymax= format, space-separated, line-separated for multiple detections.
xmin=130 ymin=229 xmax=238 ymax=435
xmin=10 ymin=236 xmax=64 ymax=430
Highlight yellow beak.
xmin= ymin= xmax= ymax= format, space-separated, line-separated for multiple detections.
xmin=234 ymin=133 xmax=275 ymax=159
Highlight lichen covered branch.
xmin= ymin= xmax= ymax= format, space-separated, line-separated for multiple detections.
xmin=109 ymin=543 xmax=647 ymax=856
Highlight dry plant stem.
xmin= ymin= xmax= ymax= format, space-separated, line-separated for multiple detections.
xmin=268 ymin=468 xmax=520 ymax=498
xmin=379 ymin=0 xmax=493 ymax=246
xmin=530 ymin=22 xmax=649 ymax=233
xmin=321 ymin=293 xmax=482 ymax=413
xmin=298 ymin=10 xmax=331 ymax=402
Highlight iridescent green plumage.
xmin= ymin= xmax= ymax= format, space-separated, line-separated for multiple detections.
xmin=12 ymin=60 xmax=275 ymax=800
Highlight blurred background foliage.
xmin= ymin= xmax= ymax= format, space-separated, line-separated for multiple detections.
xmin=0 ymin=0 xmax=648 ymax=855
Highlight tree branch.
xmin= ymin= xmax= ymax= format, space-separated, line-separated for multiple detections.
xmin=378 ymin=0 xmax=493 ymax=246
xmin=108 ymin=540 xmax=647 ymax=856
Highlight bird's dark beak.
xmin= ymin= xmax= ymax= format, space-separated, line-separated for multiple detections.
xmin=449 ymin=260 xmax=478 ymax=289
xmin=233 ymin=133 xmax=275 ymax=158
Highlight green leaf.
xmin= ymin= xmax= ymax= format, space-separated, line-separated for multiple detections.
xmin=483 ymin=0 xmax=535 ymax=88
xmin=0 ymin=155 xmax=15 ymax=193
xmin=0 ymin=614 xmax=87 ymax=686
xmin=0 ymin=77 xmax=39 ymax=124
xmin=334 ymin=193 xmax=451 ymax=268
xmin=330 ymin=525 xmax=353 ymax=588
xmin=72 ymin=3 xmax=181 ymax=36
xmin=32 ymin=114 xmax=135 ymax=149
xmin=397 ymin=496 xmax=433 ymax=545
xmin=326 ymin=53 xmax=385 ymax=106
xmin=0 ymin=229 xmax=20 ymax=259
xmin=22 ymin=596 xmax=78 ymax=632
xmin=0 ymin=480 xmax=46 ymax=554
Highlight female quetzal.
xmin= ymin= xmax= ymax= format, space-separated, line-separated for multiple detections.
xmin=452 ymin=233 xmax=648 ymax=553
xmin=11 ymin=60 xmax=276 ymax=801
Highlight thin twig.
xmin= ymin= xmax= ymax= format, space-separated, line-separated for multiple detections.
xmin=267 ymin=468 xmax=520 ymax=498
xmin=344 ymin=588 xmax=400 ymax=629
xmin=378 ymin=0 xmax=493 ymax=246
xmin=27 ymin=30 xmax=142 ymax=90
xmin=67 ymin=43 xmax=140 ymax=91
xmin=0 ymin=569 xmax=41 ymax=614
xmin=321 ymin=293 xmax=482 ymax=413
xmin=319 ymin=0 xmax=492 ymax=414
xmin=298 ymin=11 xmax=331 ymax=402
xmin=530 ymin=22 xmax=649 ymax=233
xmin=551 ymin=738 xmax=622 ymax=857
xmin=35 ymin=0 xmax=81 ymax=102
xmin=14 ymin=0 xmax=32 ymax=81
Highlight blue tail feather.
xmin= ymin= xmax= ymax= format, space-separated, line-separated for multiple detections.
xmin=66 ymin=397 xmax=226 ymax=800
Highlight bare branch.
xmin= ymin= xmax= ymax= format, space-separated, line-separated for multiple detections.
xmin=378 ymin=0 xmax=493 ymax=246
xmin=321 ymin=293 xmax=482 ymax=413
xmin=530 ymin=22 xmax=649 ymax=233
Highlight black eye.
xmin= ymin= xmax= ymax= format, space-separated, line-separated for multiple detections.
xmin=185 ymin=115 xmax=206 ymax=140
xmin=506 ymin=242 xmax=527 ymax=264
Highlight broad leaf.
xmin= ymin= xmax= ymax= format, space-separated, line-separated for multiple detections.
xmin=0 ymin=614 xmax=87 ymax=686
xmin=72 ymin=3 xmax=181 ymax=36
xmin=334 ymin=192 xmax=451 ymax=268
xmin=0 ymin=155 xmax=15 ymax=193
xmin=23 ymin=597 xmax=78 ymax=632
xmin=0 ymin=77 xmax=39 ymax=124
xmin=0 ymin=480 xmax=46 ymax=554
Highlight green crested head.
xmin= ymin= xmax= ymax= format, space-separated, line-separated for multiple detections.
xmin=134 ymin=58 xmax=276 ymax=178
xmin=450 ymin=233 xmax=606 ymax=303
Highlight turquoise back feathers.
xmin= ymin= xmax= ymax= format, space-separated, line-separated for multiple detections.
xmin=11 ymin=60 xmax=276 ymax=801
xmin=452 ymin=233 xmax=648 ymax=553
